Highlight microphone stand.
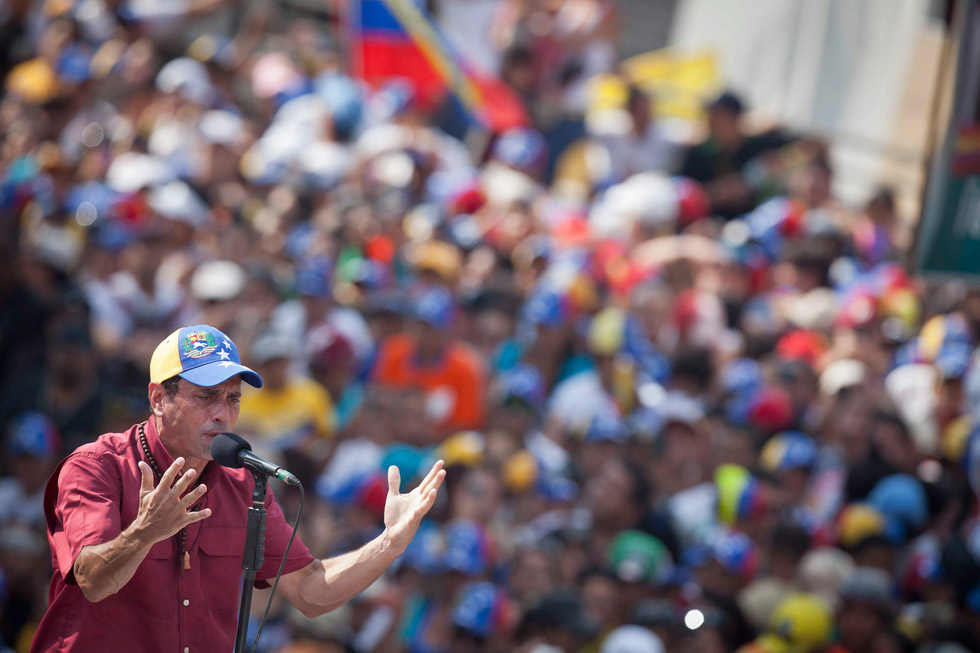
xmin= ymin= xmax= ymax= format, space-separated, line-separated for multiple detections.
xmin=235 ymin=471 xmax=267 ymax=653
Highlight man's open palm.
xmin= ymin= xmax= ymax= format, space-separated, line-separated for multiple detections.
xmin=384 ymin=460 xmax=446 ymax=551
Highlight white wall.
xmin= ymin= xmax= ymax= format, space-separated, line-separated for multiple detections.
xmin=669 ymin=0 xmax=942 ymax=209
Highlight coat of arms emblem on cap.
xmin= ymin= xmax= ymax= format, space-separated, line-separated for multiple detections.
xmin=182 ymin=330 xmax=218 ymax=358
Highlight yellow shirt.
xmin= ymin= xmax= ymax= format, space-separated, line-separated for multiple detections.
xmin=237 ymin=377 xmax=335 ymax=447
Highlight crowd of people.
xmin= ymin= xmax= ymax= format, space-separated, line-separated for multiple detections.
xmin=1 ymin=1 xmax=980 ymax=652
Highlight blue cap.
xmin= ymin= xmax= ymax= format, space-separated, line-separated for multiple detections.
xmin=760 ymin=431 xmax=818 ymax=472
xmin=7 ymin=412 xmax=59 ymax=458
xmin=711 ymin=530 xmax=759 ymax=579
xmin=413 ymin=286 xmax=456 ymax=330
xmin=520 ymin=289 xmax=568 ymax=328
xmin=500 ymin=364 xmax=546 ymax=410
xmin=492 ymin=128 xmax=547 ymax=175
xmin=452 ymin=581 xmax=506 ymax=637
xmin=721 ymin=358 xmax=763 ymax=397
xmin=444 ymin=520 xmax=492 ymax=576
xmin=295 ymin=256 xmax=333 ymax=299
xmin=585 ymin=410 xmax=630 ymax=443
xmin=149 ymin=325 xmax=262 ymax=388
xmin=57 ymin=44 xmax=93 ymax=83
xmin=867 ymin=474 xmax=928 ymax=543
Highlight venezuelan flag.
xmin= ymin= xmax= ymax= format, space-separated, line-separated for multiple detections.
xmin=349 ymin=0 xmax=527 ymax=132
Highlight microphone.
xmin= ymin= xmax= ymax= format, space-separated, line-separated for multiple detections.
xmin=210 ymin=432 xmax=301 ymax=487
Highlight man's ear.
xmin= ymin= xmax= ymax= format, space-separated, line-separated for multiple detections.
xmin=148 ymin=382 xmax=167 ymax=416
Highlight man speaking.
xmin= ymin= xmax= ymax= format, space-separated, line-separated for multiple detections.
xmin=31 ymin=325 xmax=445 ymax=652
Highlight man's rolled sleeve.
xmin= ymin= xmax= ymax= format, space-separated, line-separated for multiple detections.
xmin=49 ymin=453 xmax=123 ymax=583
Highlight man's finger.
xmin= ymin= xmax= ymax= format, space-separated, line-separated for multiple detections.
xmin=159 ymin=457 xmax=185 ymax=491
xmin=172 ymin=467 xmax=198 ymax=498
xmin=387 ymin=465 xmax=401 ymax=495
xmin=419 ymin=488 xmax=438 ymax=515
xmin=417 ymin=460 xmax=445 ymax=494
xmin=185 ymin=508 xmax=212 ymax=524
xmin=419 ymin=468 xmax=446 ymax=497
xmin=138 ymin=461 xmax=153 ymax=495
xmin=179 ymin=483 xmax=207 ymax=508
xmin=428 ymin=469 xmax=447 ymax=494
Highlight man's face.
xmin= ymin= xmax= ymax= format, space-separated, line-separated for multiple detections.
xmin=154 ymin=376 xmax=242 ymax=464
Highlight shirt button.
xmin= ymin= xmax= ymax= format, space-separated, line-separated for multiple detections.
xmin=184 ymin=648 xmax=189 ymax=653
xmin=183 ymin=599 xmax=190 ymax=607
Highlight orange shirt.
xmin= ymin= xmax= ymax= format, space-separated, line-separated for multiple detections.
xmin=373 ymin=333 xmax=486 ymax=431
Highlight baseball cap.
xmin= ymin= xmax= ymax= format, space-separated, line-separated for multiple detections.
xmin=867 ymin=474 xmax=928 ymax=543
xmin=600 ymin=625 xmax=664 ymax=653
xmin=716 ymin=464 xmax=765 ymax=525
xmin=798 ymin=547 xmax=855 ymax=608
xmin=607 ymin=530 xmax=673 ymax=584
xmin=452 ymin=581 xmax=510 ymax=638
xmin=499 ymin=364 xmax=547 ymax=411
xmin=491 ymin=128 xmax=547 ymax=176
xmin=759 ymin=431 xmax=818 ymax=472
xmin=413 ymin=285 xmax=456 ymax=330
xmin=766 ymin=593 xmax=833 ymax=653
xmin=445 ymin=520 xmax=495 ymax=577
xmin=438 ymin=431 xmax=486 ymax=468
xmin=150 ymin=325 xmax=263 ymax=388
xmin=521 ymin=288 xmax=570 ymax=328
xmin=155 ymin=56 xmax=214 ymax=106
xmin=588 ymin=307 xmax=627 ymax=356
xmin=586 ymin=410 xmax=631 ymax=444
xmin=7 ymin=412 xmax=60 ymax=458
xmin=712 ymin=530 xmax=760 ymax=582
xmin=747 ymin=386 xmax=796 ymax=434
xmin=775 ymin=330 xmax=828 ymax=366
xmin=837 ymin=503 xmax=887 ymax=549
xmin=839 ymin=566 xmax=895 ymax=612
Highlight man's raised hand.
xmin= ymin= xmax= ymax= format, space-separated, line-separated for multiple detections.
xmin=133 ymin=457 xmax=211 ymax=544
xmin=383 ymin=459 xmax=446 ymax=551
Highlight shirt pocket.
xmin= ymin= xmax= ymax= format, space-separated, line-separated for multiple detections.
xmin=118 ymin=538 xmax=177 ymax=618
xmin=199 ymin=526 xmax=244 ymax=619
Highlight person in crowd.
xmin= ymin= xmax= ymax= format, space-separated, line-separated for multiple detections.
xmin=29 ymin=324 xmax=444 ymax=652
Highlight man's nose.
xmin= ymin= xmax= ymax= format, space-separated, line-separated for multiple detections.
xmin=211 ymin=399 xmax=232 ymax=424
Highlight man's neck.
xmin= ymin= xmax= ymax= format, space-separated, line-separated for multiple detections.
xmin=151 ymin=415 xmax=210 ymax=479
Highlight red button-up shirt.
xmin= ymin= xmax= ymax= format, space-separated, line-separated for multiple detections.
xmin=31 ymin=418 xmax=315 ymax=653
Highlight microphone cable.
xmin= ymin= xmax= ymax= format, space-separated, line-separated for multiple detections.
xmin=250 ymin=481 xmax=304 ymax=653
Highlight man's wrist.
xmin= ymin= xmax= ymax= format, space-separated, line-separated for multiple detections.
xmin=378 ymin=529 xmax=407 ymax=560
xmin=121 ymin=521 xmax=157 ymax=552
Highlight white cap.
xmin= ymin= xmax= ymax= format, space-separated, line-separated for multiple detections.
xmin=155 ymin=56 xmax=213 ymax=106
xmin=106 ymin=152 xmax=176 ymax=192
xmin=198 ymin=109 xmax=245 ymax=147
xmin=590 ymin=173 xmax=679 ymax=238
xmin=818 ymin=359 xmax=867 ymax=396
xmin=600 ymin=625 xmax=665 ymax=653
xmin=798 ymin=547 xmax=855 ymax=609
xmin=298 ymin=141 xmax=351 ymax=190
xmin=148 ymin=180 xmax=210 ymax=227
xmin=190 ymin=260 xmax=245 ymax=302
xmin=884 ymin=364 xmax=938 ymax=453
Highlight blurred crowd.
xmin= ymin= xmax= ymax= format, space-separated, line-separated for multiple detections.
xmin=1 ymin=1 xmax=980 ymax=652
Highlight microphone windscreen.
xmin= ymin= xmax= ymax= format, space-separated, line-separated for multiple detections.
xmin=210 ymin=432 xmax=251 ymax=468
